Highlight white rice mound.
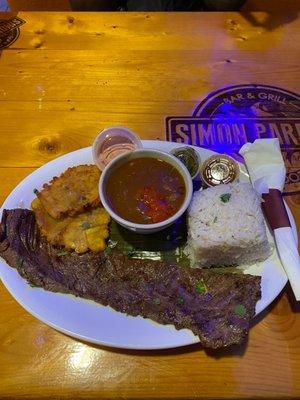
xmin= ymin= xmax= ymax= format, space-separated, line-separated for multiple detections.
xmin=187 ymin=182 xmax=270 ymax=267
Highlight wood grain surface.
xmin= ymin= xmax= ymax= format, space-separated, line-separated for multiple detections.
xmin=0 ymin=11 xmax=300 ymax=400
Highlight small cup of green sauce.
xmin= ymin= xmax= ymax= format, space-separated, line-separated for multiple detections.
xmin=170 ymin=146 xmax=201 ymax=179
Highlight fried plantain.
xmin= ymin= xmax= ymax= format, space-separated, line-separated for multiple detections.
xmin=36 ymin=165 xmax=101 ymax=219
xmin=31 ymin=197 xmax=70 ymax=245
xmin=62 ymin=208 xmax=110 ymax=253
xmin=32 ymin=198 xmax=110 ymax=253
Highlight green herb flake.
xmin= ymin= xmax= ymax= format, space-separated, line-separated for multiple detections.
xmin=234 ymin=304 xmax=247 ymax=317
xmin=220 ymin=193 xmax=231 ymax=203
xmin=29 ymin=283 xmax=39 ymax=288
xmin=154 ymin=297 xmax=161 ymax=305
xmin=57 ymin=250 xmax=69 ymax=257
xmin=123 ymin=245 xmax=135 ymax=257
xmin=81 ymin=221 xmax=91 ymax=230
xmin=104 ymin=246 xmax=112 ymax=255
xmin=124 ymin=250 xmax=135 ymax=257
xmin=213 ymin=216 xmax=217 ymax=223
xmin=196 ymin=280 xmax=207 ymax=294
xmin=33 ymin=188 xmax=39 ymax=195
xmin=177 ymin=297 xmax=184 ymax=305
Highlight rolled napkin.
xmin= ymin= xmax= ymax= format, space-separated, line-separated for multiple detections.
xmin=240 ymin=138 xmax=300 ymax=301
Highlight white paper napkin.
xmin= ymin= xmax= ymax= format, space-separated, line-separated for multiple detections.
xmin=240 ymin=139 xmax=286 ymax=193
xmin=240 ymin=138 xmax=300 ymax=301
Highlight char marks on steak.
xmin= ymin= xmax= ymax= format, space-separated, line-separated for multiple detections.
xmin=0 ymin=209 xmax=261 ymax=349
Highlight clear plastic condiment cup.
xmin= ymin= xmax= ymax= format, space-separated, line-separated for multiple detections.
xmin=92 ymin=126 xmax=143 ymax=171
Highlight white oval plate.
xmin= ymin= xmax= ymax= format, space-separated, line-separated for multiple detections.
xmin=0 ymin=141 xmax=295 ymax=350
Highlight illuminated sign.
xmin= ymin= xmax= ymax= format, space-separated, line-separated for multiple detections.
xmin=166 ymin=84 xmax=300 ymax=195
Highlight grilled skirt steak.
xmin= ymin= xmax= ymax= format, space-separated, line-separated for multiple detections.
xmin=0 ymin=209 xmax=261 ymax=349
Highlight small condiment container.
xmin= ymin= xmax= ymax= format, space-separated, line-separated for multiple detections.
xmin=92 ymin=126 xmax=143 ymax=171
xmin=170 ymin=146 xmax=201 ymax=179
xmin=200 ymin=154 xmax=240 ymax=187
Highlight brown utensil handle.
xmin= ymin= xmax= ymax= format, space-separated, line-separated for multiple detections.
xmin=262 ymin=189 xmax=291 ymax=230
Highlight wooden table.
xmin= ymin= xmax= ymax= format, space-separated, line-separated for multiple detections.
xmin=0 ymin=11 xmax=300 ymax=399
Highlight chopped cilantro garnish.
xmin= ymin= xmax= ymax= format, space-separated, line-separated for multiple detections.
xmin=234 ymin=304 xmax=246 ymax=317
xmin=177 ymin=297 xmax=184 ymax=305
xmin=213 ymin=216 xmax=217 ymax=223
xmin=57 ymin=250 xmax=69 ymax=257
xmin=29 ymin=283 xmax=38 ymax=288
xmin=33 ymin=188 xmax=39 ymax=195
xmin=81 ymin=221 xmax=91 ymax=230
xmin=154 ymin=297 xmax=161 ymax=305
xmin=196 ymin=280 xmax=207 ymax=294
xmin=220 ymin=193 xmax=231 ymax=203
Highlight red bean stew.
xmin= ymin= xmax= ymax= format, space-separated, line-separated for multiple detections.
xmin=105 ymin=157 xmax=186 ymax=224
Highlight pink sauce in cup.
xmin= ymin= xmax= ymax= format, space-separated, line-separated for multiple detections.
xmin=92 ymin=126 xmax=143 ymax=171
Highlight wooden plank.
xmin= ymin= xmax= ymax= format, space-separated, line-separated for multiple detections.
xmin=0 ymin=47 xmax=299 ymax=167
xmin=0 ymin=49 xmax=299 ymax=103
xmin=1 ymin=11 xmax=299 ymax=51
xmin=0 ymin=108 xmax=167 ymax=167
